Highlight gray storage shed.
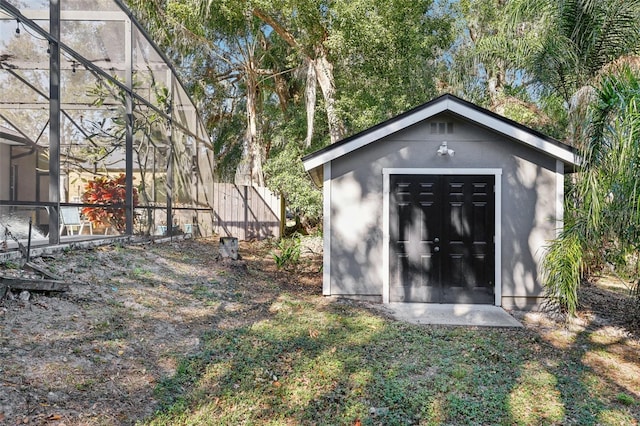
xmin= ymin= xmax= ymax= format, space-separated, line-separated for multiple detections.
xmin=302 ymin=94 xmax=579 ymax=310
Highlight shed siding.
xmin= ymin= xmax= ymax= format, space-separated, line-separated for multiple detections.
xmin=329 ymin=113 xmax=559 ymax=308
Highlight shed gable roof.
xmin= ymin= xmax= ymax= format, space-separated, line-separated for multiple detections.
xmin=302 ymin=94 xmax=579 ymax=175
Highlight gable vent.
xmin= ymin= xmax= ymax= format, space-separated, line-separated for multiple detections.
xmin=430 ymin=122 xmax=454 ymax=134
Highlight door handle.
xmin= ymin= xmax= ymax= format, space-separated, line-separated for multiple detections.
xmin=434 ymin=246 xmax=440 ymax=252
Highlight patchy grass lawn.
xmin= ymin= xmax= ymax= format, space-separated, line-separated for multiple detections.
xmin=1 ymin=237 xmax=639 ymax=425
xmin=147 ymin=299 xmax=639 ymax=425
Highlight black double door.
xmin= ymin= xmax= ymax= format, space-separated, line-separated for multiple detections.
xmin=389 ymin=174 xmax=495 ymax=303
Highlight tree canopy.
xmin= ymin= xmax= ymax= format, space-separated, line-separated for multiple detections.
xmin=127 ymin=0 xmax=453 ymax=223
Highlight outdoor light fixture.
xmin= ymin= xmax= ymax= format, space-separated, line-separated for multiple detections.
xmin=436 ymin=141 xmax=455 ymax=157
xmin=15 ymin=19 xmax=20 ymax=36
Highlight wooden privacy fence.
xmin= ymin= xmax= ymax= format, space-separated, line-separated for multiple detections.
xmin=212 ymin=183 xmax=283 ymax=241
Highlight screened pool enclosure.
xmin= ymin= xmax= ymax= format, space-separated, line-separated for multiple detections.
xmin=0 ymin=0 xmax=215 ymax=247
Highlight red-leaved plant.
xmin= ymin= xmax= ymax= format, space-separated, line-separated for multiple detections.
xmin=81 ymin=174 xmax=138 ymax=233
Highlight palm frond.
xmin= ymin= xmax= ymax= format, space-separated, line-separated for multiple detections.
xmin=542 ymin=229 xmax=584 ymax=315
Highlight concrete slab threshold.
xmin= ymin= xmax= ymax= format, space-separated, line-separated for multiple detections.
xmin=381 ymin=303 xmax=523 ymax=328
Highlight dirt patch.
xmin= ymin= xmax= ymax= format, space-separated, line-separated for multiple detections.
xmin=579 ymin=275 xmax=640 ymax=332
xmin=0 ymin=237 xmax=321 ymax=425
xmin=0 ymin=237 xmax=638 ymax=425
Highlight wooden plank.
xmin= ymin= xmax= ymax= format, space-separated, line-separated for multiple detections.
xmin=0 ymin=276 xmax=70 ymax=292
xmin=23 ymin=262 xmax=62 ymax=281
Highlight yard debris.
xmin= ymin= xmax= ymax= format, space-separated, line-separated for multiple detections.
xmin=22 ymin=261 xmax=63 ymax=281
xmin=18 ymin=290 xmax=30 ymax=301
xmin=1 ymin=222 xmax=28 ymax=258
xmin=0 ymin=276 xmax=70 ymax=294
xmin=45 ymin=413 xmax=62 ymax=421
xmin=0 ymin=273 xmax=70 ymax=302
xmin=0 ymin=260 xmax=72 ymax=299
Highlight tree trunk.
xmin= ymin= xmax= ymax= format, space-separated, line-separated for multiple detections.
xmin=235 ymin=66 xmax=265 ymax=186
xmin=487 ymin=63 xmax=505 ymax=108
xmin=304 ymin=58 xmax=317 ymax=147
xmin=313 ymin=46 xmax=345 ymax=144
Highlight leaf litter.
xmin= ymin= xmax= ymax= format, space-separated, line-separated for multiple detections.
xmin=0 ymin=237 xmax=638 ymax=425
xmin=0 ymin=237 xmax=321 ymax=425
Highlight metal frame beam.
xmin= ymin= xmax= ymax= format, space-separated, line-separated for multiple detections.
xmin=124 ymin=16 xmax=133 ymax=234
xmin=48 ymin=0 xmax=60 ymax=245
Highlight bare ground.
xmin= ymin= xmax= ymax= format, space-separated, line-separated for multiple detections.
xmin=0 ymin=237 xmax=322 ymax=425
xmin=0 ymin=237 xmax=638 ymax=425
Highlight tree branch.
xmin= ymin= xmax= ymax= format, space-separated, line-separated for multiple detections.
xmin=252 ymin=8 xmax=300 ymax=50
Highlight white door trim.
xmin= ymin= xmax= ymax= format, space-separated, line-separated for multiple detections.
xmin=382 ymin=168 xmax=503 ymax=305
xmin=323 ymin=162 xmax=331 ymax=295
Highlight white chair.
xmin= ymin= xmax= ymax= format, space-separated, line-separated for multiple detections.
xmin=59 ymin=207 xmax=93 ymax=236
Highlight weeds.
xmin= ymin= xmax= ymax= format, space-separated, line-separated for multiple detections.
xmin=616 ymin=393 xmax=635 ymax=406
xmin=272 ymin=233 xmax=302 ymax=270
xmin=0 ymin=260 xmax=19 ymax=269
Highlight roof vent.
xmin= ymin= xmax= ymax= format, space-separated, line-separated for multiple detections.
xmin=430 ymin=122 xmax=454 ymax=134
